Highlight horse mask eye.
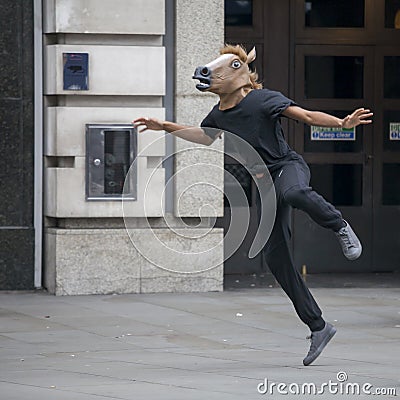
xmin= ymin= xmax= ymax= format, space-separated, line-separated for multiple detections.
xmin=231 ymin=60 xmax=241 ymax=69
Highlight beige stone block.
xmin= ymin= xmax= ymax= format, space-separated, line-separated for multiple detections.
xmin=132 ymin=227 xmax=224 ymax=293
xmin=133 ymin=228 xmax=224 ymax=277
xmin=44 ymin=227 xmax=224 ymax=295
xmin=140 ymin=276 xmax=222 ymax=294
xmin=173 ymin=97 xmax=223 ymax=218
xmin=44 ymin=45 xmax=165 ymax=96
xmin=175 ymin=0 xmax=224 ymax=96
xmin=173 ymin=0 xmax=224 ymax=218
xmin=45 ymin=157 xmax=165 ymax=218
xmin=173 ymin=142 xmax=224 ymax=217
xmin=173 ymin=98 xmax=224 ymax=218
xmin=43 ymin=0 xmax=165 ymax=35
xmin=45 ymin=107 xmax=166 ymax=157
xmin=175 ymin=94 xmax=218 ymax=127
xmin=45 ymin=228 xmax=141 ymax=295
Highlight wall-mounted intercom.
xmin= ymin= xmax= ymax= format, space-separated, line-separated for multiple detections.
xmin=86 ymin=124 xmax=137 ymax=200
xmin=63 ymin=52 xmax=89 ymax=90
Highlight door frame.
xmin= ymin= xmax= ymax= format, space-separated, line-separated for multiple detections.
xmin=372 ymin=45 xmax=400 ymax=269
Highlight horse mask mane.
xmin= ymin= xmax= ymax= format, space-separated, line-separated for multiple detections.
xmin=193 ymin=44 xmax=262 ymax=95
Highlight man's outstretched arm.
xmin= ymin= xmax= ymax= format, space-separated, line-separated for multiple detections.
xmin=282 ymin=106 xmax=373 ymax=129
xmin=133 ymin=117 xmax=214 ymax=145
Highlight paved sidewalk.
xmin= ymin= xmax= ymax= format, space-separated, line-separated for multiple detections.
xmin=0 ymin=288 xmax=399 ymax=399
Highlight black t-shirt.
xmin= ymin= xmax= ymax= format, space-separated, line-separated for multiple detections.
xmin=200 ymin=88 xmax=302 ymax=173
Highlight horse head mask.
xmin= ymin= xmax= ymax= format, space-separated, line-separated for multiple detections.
xmin=192 ymin=44 xmax=262 ymax=95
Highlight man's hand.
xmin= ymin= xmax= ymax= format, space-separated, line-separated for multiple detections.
xmin=133 ymin=117 xmax=164 ymax=133
xmin=342 ymin=108 xmax=373 ymax=129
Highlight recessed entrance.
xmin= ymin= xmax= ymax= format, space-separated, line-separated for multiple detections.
xmin=223 ymin=0 xmax=400 ymax=278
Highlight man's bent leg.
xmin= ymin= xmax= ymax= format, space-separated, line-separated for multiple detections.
xmin=283 ymin=185 xmax=344 ymax=232
xmin=282 ymin=179 xmax=362 ymax=259
xmin=263 ymin=203 xmax=325 ymax=332
xmin=276 ymin=160 xmax=344 ymax=232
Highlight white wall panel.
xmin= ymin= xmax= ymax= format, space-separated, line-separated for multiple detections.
xmin=44 ymin=0 xmax=165 ymax=35
xmin=44 ymin=45 xmax=165 ymax=95
xmin=45 ymin=157 xmax=165 ymax=218
xmin=45 ymin=107 xmax=165 ymax=157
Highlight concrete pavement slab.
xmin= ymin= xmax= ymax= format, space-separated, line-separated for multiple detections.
xmin=0 ymin=288 xmax=399 ymax=399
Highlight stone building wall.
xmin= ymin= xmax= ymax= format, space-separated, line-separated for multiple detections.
xmin=42 ymin=0 xmax=225 ymax=295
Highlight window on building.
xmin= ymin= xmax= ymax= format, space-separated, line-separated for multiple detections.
xmin=310 ymin=164 xmax=363 ymax=206
xmin=382 ymin=164 xmax=400 ymax=205
xmin=384 ymin=56 xmax=400 ymax=98
xmin=305 ymin=0 xmax=365 ymax=28
xmin=225 ymin=0 xmax=253 ymax=26
xmin=305 ymin=56 xmax=364 ymax=98
xmin=385 ymin=0 xmax=400 ymax=28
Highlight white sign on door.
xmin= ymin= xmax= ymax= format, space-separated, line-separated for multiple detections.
xmin=311 ymin=126 xmax=356 ymax=141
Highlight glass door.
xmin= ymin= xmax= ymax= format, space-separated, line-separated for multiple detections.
xmin=293 ymin=45 xmax=374 ymax=272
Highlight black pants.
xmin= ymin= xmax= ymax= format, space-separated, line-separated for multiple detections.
xmin=257 ymin=158 xmax=344 ymax=332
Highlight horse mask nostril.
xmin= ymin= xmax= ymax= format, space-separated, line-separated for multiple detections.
xmin=201 ymin=67 xmax=210 ymax=76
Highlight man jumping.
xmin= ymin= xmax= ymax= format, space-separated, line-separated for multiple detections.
xmin=133 ymin=44 xmax=373 ymax=366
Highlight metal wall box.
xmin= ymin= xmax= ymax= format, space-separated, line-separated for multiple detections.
xmin=86 ymin=124 xmax=137 ymax=200
xmin=63 ymin=53 xmax=89 ymax=90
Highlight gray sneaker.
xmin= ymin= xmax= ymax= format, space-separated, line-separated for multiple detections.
xmin=303 ymin=322 xmax=337 ymax=366
xmin=335 ymin=220 xmax=362 ymax=260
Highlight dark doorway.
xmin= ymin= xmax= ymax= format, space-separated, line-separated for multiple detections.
xmin=223 ymin=0 xmax=400 ymax=278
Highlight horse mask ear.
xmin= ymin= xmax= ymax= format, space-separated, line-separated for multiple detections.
xmin=246 ymin=47 xmax=256 ymax=64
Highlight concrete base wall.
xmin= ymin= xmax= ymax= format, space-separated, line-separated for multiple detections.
xmin=45 ymin=227 xmax=223 ymax=295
